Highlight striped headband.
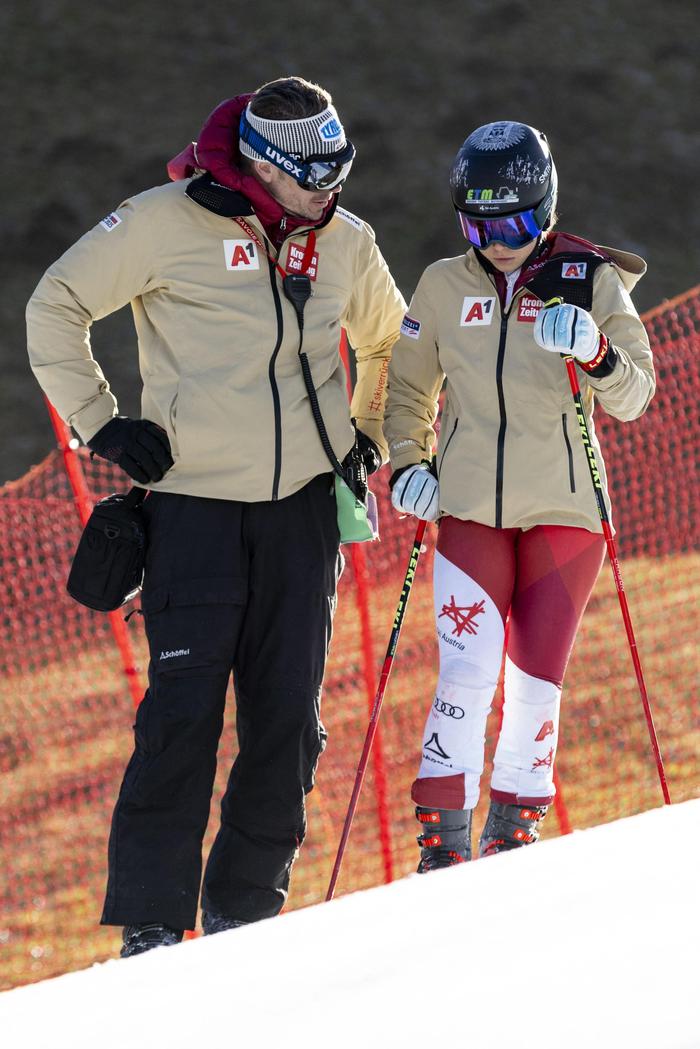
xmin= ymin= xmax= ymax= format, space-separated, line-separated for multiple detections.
xmin=239 ymin=104 xmax=347 ymax=162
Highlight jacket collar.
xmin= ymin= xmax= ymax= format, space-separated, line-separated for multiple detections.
xmin=470 ymin=232 xmax=615 ymax=305
xmin=471 ymin=238 xmax=546 ymax=306
xmin=168 ymin=94 xmax=337 ymax=243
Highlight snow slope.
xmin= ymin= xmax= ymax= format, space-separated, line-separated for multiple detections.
xmin=2 ymin=799 xmax=699 ymax=1049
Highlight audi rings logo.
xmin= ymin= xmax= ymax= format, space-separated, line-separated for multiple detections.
xmin=433 ymin=696 xmax=465 ymax=720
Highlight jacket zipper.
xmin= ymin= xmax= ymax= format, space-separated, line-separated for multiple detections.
xmin=561 ymin=412 xmax=576 ymax=492
xmin=494 ymin=309 xmax=509 ymax=528
xmin=438 ymin=417 xmax=459 ymax=478
xmin=266 ymin=258 xmax=284 ymax=500
xmin=256 ymin=219 xmax=329 ymax=501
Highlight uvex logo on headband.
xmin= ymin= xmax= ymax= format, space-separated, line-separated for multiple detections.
xmin=263 ymin=147 xmax=303 ymax=178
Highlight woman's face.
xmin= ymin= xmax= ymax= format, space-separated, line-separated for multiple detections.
xmin=478 ymin=238 xmax=538 ymax=274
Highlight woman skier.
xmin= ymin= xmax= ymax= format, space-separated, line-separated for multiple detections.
xmin=383 ymin=121 xmax=654 ymax=869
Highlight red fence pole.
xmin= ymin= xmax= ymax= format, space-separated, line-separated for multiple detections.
xmin=339 ymin=332 xmax=395 ymax=883
xmin=45 ymin=399 xmax=144 ymax=709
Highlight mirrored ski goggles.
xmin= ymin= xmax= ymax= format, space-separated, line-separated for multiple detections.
xmin=239 ymin=114 xmax=356 ymax=191
xmin=456 ymin=207 xmax=543 ymax=249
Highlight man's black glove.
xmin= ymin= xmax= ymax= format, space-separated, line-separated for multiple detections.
xmin=87 ymin=417 xmax=174 ymax=484
xmin=355 ymin=430 xmax=382 ymax=476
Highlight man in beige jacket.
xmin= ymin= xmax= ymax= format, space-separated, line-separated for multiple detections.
xmin=27 ymin=76 xmax=406 ymax=956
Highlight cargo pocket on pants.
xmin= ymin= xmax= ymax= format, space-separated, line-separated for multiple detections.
xmin=142 ymin=576 xmax=247 ymax=677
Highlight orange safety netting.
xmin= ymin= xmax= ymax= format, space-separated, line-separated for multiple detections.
xmin=1 ymin=289 xmax=698 ymax=989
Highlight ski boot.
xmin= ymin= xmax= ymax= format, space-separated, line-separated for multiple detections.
xmin=120 ymin=922 xmax=184 ymax=958
xmin=478 ymin=801 xmax=549 ymax=858
xmin=201 ymin=910 xmax=248 ymax=935
xmin=416 ymin=806 xmax=472 ymax=872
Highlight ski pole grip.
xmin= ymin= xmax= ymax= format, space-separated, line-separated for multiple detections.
xmin=541 ymin=297 xmax=570 ymax=360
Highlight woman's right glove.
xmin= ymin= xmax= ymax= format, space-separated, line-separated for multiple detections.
xmin=389 ymin=462 xmax=440 ymax=522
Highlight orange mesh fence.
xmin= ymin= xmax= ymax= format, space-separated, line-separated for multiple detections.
xmin=1 ymin=289 xmax=699 ymax=988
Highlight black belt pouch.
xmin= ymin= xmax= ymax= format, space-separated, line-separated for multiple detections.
xmin=66 ymin=487 xmax=147 ymax=612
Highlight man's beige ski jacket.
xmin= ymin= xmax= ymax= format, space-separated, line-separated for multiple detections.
xmin=27 ymin=179 xmax=406 ymax=501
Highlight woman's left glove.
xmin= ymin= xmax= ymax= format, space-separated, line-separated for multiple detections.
xmin=390 ymin=462 xmax=439 ymax=522
xmin=534 ymin=302 xmax=604 ymax=364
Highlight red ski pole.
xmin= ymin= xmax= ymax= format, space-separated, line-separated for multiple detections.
xmin=553 ymin=312 xmax=671 ymax=805
xmin=326 ymin=518 xmax=428 ymax=900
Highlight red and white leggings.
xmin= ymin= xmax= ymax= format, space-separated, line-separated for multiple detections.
xmin=412 ymin=517 xmax=605 ymax=811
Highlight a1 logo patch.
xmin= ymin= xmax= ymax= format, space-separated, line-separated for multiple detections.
xmin=562 ymin=261 xmax=587 ymax=279
xmin=461 ymin=296 xmax=495 ymax=326
xmin=517 ymin=294 xmax=544 ymax=322
xmin=223 ymin=239 xmax=260 ymax=271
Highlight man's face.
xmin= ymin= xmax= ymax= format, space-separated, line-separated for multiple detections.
xmin=255 ymin=164 xmax=342 ymax=221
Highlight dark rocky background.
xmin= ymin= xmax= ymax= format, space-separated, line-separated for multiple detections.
xmin=1 ymin=0 xmax=698 ymax=483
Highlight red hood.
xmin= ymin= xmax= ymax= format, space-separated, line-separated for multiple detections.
xmin=167 ymin=94 xmax=335 ymax=239
xmin=533 ymin=231 xmax=611 ymax=263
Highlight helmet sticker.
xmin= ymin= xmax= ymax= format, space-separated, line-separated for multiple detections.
xmin=501 ymin=156 xmax=551 ymax=186
xmin=468 ymin=122 xmax=528 ymax=152
xmin=466 ymin=187 xmax=520 ymax=205
xmin=450 ymin=157 xmax=469 ymax=188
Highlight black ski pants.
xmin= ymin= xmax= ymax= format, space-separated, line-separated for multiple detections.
xmin=101 ymin=475 xmax=340 ymax=930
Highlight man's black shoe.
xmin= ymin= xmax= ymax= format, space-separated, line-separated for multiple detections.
xmin=201 ymin=910 xmax=248 ymax=935
xmin=120 ymin=922 xmax=184 ymax=958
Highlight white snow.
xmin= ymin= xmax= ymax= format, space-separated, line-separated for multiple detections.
xmin=2 ymin=799 xmax=699 ymax=1049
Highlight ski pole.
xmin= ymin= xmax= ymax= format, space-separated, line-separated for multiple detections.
xmin=326 ymin=518 xmax=429 ymax=900
xmin=544 ymin=298 xmax=671 ymax=804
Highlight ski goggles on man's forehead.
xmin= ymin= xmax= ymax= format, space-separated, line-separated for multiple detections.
xmin=456 ymin=208 xmax=543 ymax=250
xmin=239 ymin=113 xmax=356 ymax=191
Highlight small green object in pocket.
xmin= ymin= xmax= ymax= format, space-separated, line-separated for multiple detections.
xmin=334 ymin=474 xmax=378 ymax=543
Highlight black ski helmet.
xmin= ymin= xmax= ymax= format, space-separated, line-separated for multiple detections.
xmin=450 ymin=121 xmax=557 ymax=231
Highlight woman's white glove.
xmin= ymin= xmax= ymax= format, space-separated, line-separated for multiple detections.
xmin=390 ymin=462 xmax=440 ymax=521
xmin=534 ymin=302 xmax=601 ymax=363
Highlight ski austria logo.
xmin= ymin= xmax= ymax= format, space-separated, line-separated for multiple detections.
xmin=461 ymin=296 xmax=495 ymax=326
xmin=319 ymin=117 xmax=342 ymax=141
xmin=99 ymin=213 xmax=122 ymax=231
xmin=400 ymin=315 xmax=421 ymax=339
xmin=439 ymin=596 xmax=486 ymax=637
xmin=517 ymin=294 xmax=544 ymax=322
xmin=562 ymin=262 xmax=587 ymax=279
xmin=223 ymin=240 xmax=260 ymax=271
